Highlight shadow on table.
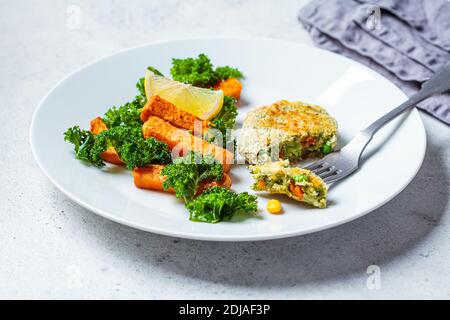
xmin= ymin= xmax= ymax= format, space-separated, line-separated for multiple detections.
xmin=68 ymin=137 xmax=448 ymax=288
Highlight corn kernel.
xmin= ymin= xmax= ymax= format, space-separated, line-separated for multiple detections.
xmin=267 ymin=199 xmax=283 ymax=214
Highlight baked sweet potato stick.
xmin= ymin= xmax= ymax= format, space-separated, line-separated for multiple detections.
xmin=213 ymin=78 xmax=243 ymax=100
xmin=132 ymin=165 xmax=232 ymax=193
xmin=142 ymin=116 xmax=234 ymax=172
xmin=90 ymin=116 xmax=108 ymax=135
xmin=141 ymin=95 xmax=211 ymax=132
xmin=197 ymin=172 xmax=232 ymax=194
xmin=89 ymin=117 xmax=124 ymax=165
xmin=132 ymin=165 xmax=173 ymax=192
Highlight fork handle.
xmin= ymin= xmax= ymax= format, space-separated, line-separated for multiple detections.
xmin=356 ymin=61 xmax=450 ymax=147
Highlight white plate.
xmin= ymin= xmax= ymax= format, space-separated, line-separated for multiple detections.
xmin=30 ymin=37 xmax=426 ymax=241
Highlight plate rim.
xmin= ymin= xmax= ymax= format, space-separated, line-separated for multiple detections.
xmin=30 ymin=36 xmax=427 ymax=241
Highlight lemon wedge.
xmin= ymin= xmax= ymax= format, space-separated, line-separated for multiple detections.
xmin=144 ymin=70 xmax=224 ymax=120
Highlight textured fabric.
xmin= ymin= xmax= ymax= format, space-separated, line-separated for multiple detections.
xmin=298 ymin=0 xmax=450 ymax=125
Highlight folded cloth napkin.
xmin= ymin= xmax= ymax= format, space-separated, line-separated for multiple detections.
xmin=298 ymin=0 xmax=450 ymax=125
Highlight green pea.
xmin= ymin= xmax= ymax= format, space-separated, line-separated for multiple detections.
xmin=294 ymin=174 xmax=308 ymax=183
xmin=322 ymin=141 xmax=333 ymax=155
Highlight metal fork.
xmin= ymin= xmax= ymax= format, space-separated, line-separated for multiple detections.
xmin=304 ymin=61 xmax=450 ymax=185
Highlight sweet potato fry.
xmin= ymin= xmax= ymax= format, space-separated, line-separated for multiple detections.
xmin=89 ymin=117 xmax=124 ymax=165
xmin=141 ymin=95 xmax=211 ymax=132
xmin=142 ymin=116 xmax=234 ymax=172
xmin=132 ymin=165 xmax=173 ymax=192
xmin=197 ymin=172 xmax=232 ymax=194
xmin=132 ymin=165 xmax=232 ymax=193
xmin=90 ymin=117 xmax=108 ymax=135
xmin=213 ymin=78 xmax=242 ymax=100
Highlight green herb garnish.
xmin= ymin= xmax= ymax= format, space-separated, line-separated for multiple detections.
xmin=171 ymin=53 xmax=243 ymax=88
xmin=64 ymin=126 xmax=170 ymax=169
xmin=135 ymin=66 xmax=163 ymax=107
xmin=211 ymin=96 xmax=238 ymax=134
xmin=64 ymin=126 xmax=102 ymax=167
xmin=95 ymin=126 xmax=171 ymax=169
xmin=161 ymin=152 xmax=223 ymax=202
xmin=185 ymin=186 xmax=258 ymax=223
xmin=146 ymin=66 xmax=164 ymax=77
xmin=215 ymin=66 xmax=244 ymax=81
xmin=102 ymin=99 xmax=143 ymax=129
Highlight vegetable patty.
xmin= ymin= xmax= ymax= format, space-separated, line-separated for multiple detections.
xmin=239 ymin=100 xmax=338 ymax=164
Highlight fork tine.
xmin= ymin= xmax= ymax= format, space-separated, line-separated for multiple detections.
xmin=303 ymin=159 xmax=326 ymax=171
xmin=319 ymin=168 xmax=340 ymax=179
xmin=315 ymin=165 xmax=334 ymax=175
xmin=323 ymin=168 xmax=350 ymax=183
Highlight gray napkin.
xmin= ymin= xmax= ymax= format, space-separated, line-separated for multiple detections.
xmin=298 ymin=0 xmax=450 ymax=125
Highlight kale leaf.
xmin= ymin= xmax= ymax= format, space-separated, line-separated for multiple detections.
xmin=64 ymin=126 xmax=104 ymax=167
xmin=161 ymin=152 xmax=223 ymax=202
xmin=204 ymin=96 xmax=238 ymax=148
xmin=211 ymin=96 xmax=237 ymax=134
xmin=63 ymin=126 xmax=102 ymax=166
xmin=170 ymin=54 xmax=244 ymax=88
xmin=146 ymin=66 xmax=164 ymax=77
xmin=136 ymin=78 xmax=146 ymax=104
xmin=94 ymin=126 xmax=171 ymax=169
xmin=136 ymin=66 xmax=163 ymax=104
xmin=104 ymin=65 xmax=164 ymax=129
xmin=64 ymin=125 xmax=171 ymax=169
xmin=185 ymin=186 xmax=258 ymax=223
xmin=66 ymin=66 xmax=172 ymax=168
xmin=102 ymin=99 xmax=143 ymax=129
xmin=171 ymin=54 xmax=218 ymax=87
xmin=215 ymin=66 xmax=244 ymax=81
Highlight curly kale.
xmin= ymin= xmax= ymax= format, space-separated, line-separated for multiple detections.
xmin=146 ymin=66 xmax=164 ymax=77
xmin=64 ymin=126 xmax=171 ymax=169
xmin=161 ymin=152 xmax=223 ymax=202
xmin=171 ymin=54 xmax=218 ymax=87
xmin=203 ymin=96 xmax=238 ymax=149
xmin=211 ymin=96 xmax=238 ymax=134
xmin=215 ymin=66 xmax=244 ymax=80
xmin=102 ymin=99 xmax=143 ymax=129
xmin=136 ymin=77 xmax=146 ymax=103
xmin=64 ymin=126 xmax=103 ymax=167
xmin=95 ymin=126 xmax=171 ymax=169
xmin=170 ymin=53 xmax=244 ymax=88
xmin=136 ymin=66 xmax=163 ymax=103
xmin=103 ymin=66 xmax=164 ymax=129
xmin=185 ymin=186 xmax=258 ymax=223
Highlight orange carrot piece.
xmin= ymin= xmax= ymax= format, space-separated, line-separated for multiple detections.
xmin=132 ymin=165 xmax=232 ymax=194
xmin=197 ymin=173 xmax=232 ymax=194
xmin=256 ymin=180 xmax=266 ymax=190
xmin=213 ymin=78 xmax=242 ymax=100
xmin=289 ymin=183 xmax=304 ymax=199
xmin=90 ymin=117 xmax=108 ymax=135
xmin=89 ymin=117 xmax=124 ymax=165
xmin=142 ymin=116 xmax=234 ymax=172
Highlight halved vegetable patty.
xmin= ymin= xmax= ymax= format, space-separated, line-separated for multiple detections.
xmin=249 ymin=160 xmax=328 ymax=208
xmin=239 ymin=100 xmax=338 ymax=164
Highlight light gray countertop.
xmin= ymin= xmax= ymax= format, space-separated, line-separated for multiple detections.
xmin=1 ymin=0 xmax=449 ymax=299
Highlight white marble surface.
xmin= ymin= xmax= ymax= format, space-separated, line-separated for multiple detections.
xmin=1 ymin=0 xmax=449 ymax=299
